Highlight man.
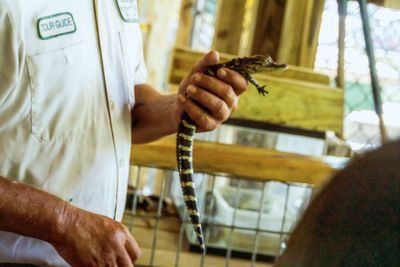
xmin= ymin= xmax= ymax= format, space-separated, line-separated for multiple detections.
xmin=0 ymin=0 xmax=247 ymax=266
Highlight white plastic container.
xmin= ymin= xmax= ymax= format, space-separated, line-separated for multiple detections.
xmin=202 ymin=182 xmax=311 ymax=255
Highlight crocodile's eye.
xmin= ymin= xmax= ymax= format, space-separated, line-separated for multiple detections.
xmin=265 ymin=56 xmax=272 ymax=63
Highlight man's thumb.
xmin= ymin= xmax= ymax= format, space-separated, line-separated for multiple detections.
xmin=190 ymin=50 xmax=219 ymax=74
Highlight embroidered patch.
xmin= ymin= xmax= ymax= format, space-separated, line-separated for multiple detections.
xmin=116 ymin=0 xmax=139 ymax=23
xmin=37 ymin=12 xmax=76 ymax=40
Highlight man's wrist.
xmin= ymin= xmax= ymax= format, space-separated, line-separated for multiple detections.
xmin=131 ymin=85 xmax=183 ymax=143
xmin=0 ymin=177 xmax=76 ymax=246
xmin=44 ymin=199 xmax=73 ymax=246
xmin=167 ymin=94 xmax=182 ymax=132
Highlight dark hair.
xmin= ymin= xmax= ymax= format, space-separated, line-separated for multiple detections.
xmin=276 ymin=140 xmax=400 ymax=267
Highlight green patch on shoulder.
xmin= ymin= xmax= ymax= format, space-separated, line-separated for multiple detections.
xmin=37 ymin=12 xmax=76 ymax=40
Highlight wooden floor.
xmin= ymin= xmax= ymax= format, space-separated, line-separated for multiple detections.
xmin=122 ymin=212 xmax=274 ymax=267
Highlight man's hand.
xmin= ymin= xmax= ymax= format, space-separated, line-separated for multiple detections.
xmin=131 ymin=50 xmax=247 ymax=143
xmin=53 ymin=205 xmax=140 ymax=267
xmin=175 ymin=51 xmax=247 ymax=131
xmin=0 ymin=176 xmax=141 ymax=266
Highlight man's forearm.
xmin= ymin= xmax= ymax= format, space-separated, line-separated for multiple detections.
xmin=0 ymin=176 xmax=68 ymax=245
xmin=0 ymin=176 xmax=142 ymax=264
xmin=131 ymin=84 xmax=180 ymax=144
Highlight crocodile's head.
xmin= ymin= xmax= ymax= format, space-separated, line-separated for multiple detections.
xmin=240 ymin=55 xmax=288 ymax=74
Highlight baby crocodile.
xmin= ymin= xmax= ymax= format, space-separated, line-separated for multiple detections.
xmin=176 ymin=55 xmax=288 ymax=254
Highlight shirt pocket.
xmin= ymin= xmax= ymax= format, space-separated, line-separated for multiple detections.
xmin=118 ymin=30 xmax=140 ymax=108
xmin=26 ymin=41 xmax=93 ymax=142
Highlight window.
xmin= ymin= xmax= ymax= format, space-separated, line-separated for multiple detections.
xmin=315 ymin=0 xmax=400 ymax=149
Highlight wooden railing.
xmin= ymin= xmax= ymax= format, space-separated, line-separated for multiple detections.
xmin=131 ymin=136 xmax=335 ymax=186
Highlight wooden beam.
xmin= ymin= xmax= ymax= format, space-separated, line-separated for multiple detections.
xmin=131 ymin=136 xmax=335 ymax=186
xmin=232 ymin=74 xmax=344 ymax=135
xmin=169 ymin=47 xmax=331 ymax=85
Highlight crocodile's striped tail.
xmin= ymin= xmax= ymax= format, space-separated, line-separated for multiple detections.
xmin=176 ymin=112 xmax=205 ymax=254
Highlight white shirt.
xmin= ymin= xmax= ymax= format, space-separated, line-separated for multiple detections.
xmin=0 ymin=0 xmax=147 ymax=265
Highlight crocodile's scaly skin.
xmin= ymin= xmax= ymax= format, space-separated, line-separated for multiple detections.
xmin=176 ymin=55 xmax=287 ymax=254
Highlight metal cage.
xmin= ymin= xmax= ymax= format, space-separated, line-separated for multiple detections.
xmin=124 ymin=159 xmax=321 ymax=267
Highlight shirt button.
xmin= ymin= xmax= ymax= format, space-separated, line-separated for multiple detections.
xmin=110 ymin=100 xmax=115 ymax=110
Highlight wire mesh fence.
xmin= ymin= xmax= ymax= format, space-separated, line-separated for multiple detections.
xmin=124 ymin=164 xmax=316 ymax=267
xmin=122 ymin=113 xmax=341 ymax=266
xmin=314 ymin=0 xmax=400 ymax=150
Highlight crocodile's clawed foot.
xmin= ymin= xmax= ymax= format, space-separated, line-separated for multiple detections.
xmin=257 ymin=85 xmax=268 ymax=96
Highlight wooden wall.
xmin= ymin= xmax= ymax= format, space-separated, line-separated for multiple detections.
xmin=211 ymin=0 xmax=326 ymax=68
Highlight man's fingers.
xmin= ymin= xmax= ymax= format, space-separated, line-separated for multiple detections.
xmin=217 ymin=68 xmax=247 ymax=96
xmin=178 ymin=51 xmax=220 ymax=103
xmin=179 ymin=95 xmax=218 ymax=131
xmin=177 ymin=51 xmax=248 ymax=131
xmin=186 ymin=85 xmax=230 ymax=121
xmin=125 ymin=236 xmax=141 ymax=263
xmin=190 ymin=73 xmax=238 ymax=109
xmin=117 ymin=251 xmax=134 ymax=267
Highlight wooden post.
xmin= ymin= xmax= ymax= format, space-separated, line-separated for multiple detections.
xmin=212 ymin=0 xmax=247 ymax=54
xmin=175 ymin=0 xmax=196 ymax=48
xmin=277 ymin=0 xmax=325 ymax=68
xmin=238 ymin=0 xmax=261 ymax=56
xmin=336 ymin=0 xmax=347 ymax=89
xmin=141 ymin=0 xmax=182 ymax=89
xmin=251 ymin=0 xmax=287 ymax=60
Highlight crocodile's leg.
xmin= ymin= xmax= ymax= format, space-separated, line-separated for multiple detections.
xmin=243 ymin=72 xmax=268 ymax=96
